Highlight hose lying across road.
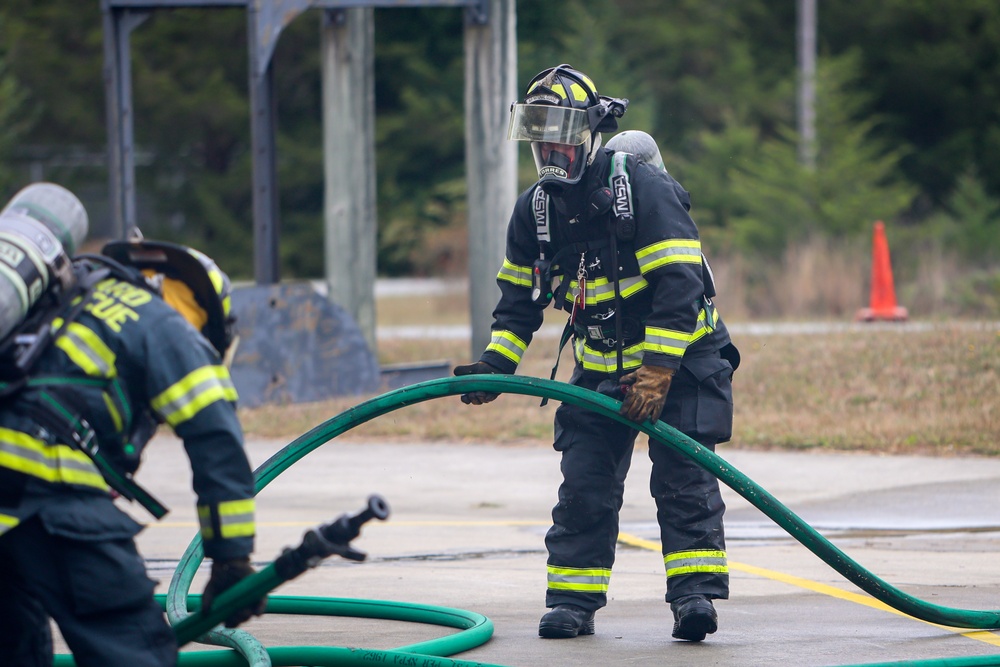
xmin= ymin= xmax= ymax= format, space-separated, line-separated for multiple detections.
xmin=53 ymin=374 xmax=1000 ymax=667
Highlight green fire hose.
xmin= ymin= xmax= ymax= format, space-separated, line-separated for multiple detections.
xmin=171 ymin=495 xmax=392 ymax=646
xmin=55 ymin=374 xmax=1000 ymax=667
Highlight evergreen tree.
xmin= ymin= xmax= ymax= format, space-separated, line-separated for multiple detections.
xmin=1 ymin=0 xmax=998 ymax=282
xmin=727 ymin=52 xmax=916 ymax=256
xmin=821 ymin=0 xmax=1000 ymax=203
xmin=0 ymin=55 xmax=34 ymax=195
xmin=929 ymin=169 xmax=1000 ymax=263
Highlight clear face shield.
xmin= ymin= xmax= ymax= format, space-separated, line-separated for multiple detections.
xmin=508 ymin=104 xmax=593 ymax=186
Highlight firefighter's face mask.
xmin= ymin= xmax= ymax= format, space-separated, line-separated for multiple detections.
xmin=509 ymin=104 xmax=594 ymax=188
xmin=508 ymin=65 xmax=626 ymax=192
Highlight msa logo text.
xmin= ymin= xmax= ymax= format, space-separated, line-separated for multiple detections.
xmin=612 ymin=174 xmax=631 ymax=214
xmin=532 ymin=190 xmax=548 ymax=240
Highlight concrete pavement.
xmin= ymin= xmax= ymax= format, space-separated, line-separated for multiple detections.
xmin=86 ymin=434 xmax=1000 ymax=667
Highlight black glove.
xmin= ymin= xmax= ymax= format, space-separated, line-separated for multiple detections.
xmin=201 ymin=556 xmax=267 ymax=628
xmin=453 ymin=360 xmax=504 ymax=405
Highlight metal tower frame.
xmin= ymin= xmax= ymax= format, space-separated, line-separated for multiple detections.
xmin=101 ymin=0 xmax=488 ymax=284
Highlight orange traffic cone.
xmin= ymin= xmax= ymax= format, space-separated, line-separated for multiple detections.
xmin=855 ymin=220 xmax=908 ymax=322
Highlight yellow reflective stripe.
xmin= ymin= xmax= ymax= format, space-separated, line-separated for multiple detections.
xmin=547 ymin=565 xmax=611 ymax=593
xmin=53 ymin=320 xmax=117 ymax=378
xmin=102 ymin=393 xmax=123 ymax=433
xmin=635 ymin=239 xmax=702 ymax=274
xmin=644 ymin=326 xmax=692 ymax=358
xmin=561 ymin=275 xmax=648 ymax=307
xmin=497 ymin=258 xmax=533 ymax=288
xmin=198 ymin=505 xmax=214 ymax=540
xmin=151 ymin=365 xmax=238 ymax=427
xmin=206 ymin=265 xmax=229 ymax=317
xmin=0 ymin=513 xmax=19 ymax=537
xmin=664 ymin=549 xmax=728 ymax=578
xmin=573 ymin=339 xmax=645 ymax=374
xmin=562 ymin=277 xmax=611 ymax=306
xmin=645 ymin=305 xmax=719 ymax=358
xmin=689 ymin=303 xmax=720 ymax=344
xmin=569 ymin=82 xmax=592 ymax=102
xmin=618 ymin=275 xmax=649 ymax=299
xmin=218 ymin=498 xmax=256 ymax=538
xmin=485 ymin=330 xmax=527 ymax=364
xmin=198 ymin=500 xmax=256 ymax=540
xmin=0 ymin=427 xmax=108 ymax=490
xmin=547 ymin=81 xmax=592 ymax=102
xmin=528 ymin=71 xmax=596 ymax=100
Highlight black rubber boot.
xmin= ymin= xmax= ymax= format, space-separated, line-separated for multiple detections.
xmin=538 ymin=604 xmax=596 ymax=638
xmin=670 ymin=594 xmax=718 ymax=641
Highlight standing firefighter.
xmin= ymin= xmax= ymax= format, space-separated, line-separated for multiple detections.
xmin=454 ymin=65 xmax=740 ymax=642
xmin=0 ymin=183 xmax=264 ymax=667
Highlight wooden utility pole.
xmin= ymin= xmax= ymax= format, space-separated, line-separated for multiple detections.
xmin=321 ymin=8 xmax=378 ymax=353
xmin=797 ymin=0 xmax=817 ymax=169
xmin=106 ymin=0 xmax=508 ymax=365
xmin=464 ymin=0 xmax=518 ymax=359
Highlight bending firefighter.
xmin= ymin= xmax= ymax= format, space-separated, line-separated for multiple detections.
xmin=0 ymin=183 xmax=264 ymax=667
xmin=455 ymin=66 xmax=740 ymax=642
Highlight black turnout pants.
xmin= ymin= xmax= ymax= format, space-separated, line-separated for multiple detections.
xmin=0 ymin=498 xmax=177 ymax=667
xmin=544 ymin=349 xmax=735 ymax=611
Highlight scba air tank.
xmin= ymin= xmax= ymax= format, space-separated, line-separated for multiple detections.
xmin=0 ymin=183 xmax=89 ymax=342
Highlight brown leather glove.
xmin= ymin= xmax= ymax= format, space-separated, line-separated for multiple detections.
xmin=453 ymin=360 xmax=504 ymax=405
xmin=619 ymin=365 xmax=676 ymax=423
xmin=201 ymin=556 xmax=267 ymax=628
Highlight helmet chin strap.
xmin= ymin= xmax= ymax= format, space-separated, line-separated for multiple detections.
xmin=589 ymin=133 xmax=603 ymax=161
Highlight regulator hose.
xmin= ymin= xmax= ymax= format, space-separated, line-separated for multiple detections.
xmin=55 ymin=374 xmax=1000 ymax=666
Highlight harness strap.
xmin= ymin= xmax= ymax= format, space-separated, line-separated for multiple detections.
xmin=22 ymin=390 xmax=169 ymax=519
xmin=608 ymin=152 xmax=637 ymax=378
xmin=540 ymin=321 xmax=575 ymax=407
xmin=573 ymin=317 xmax=645 ymax=342
xmin=0 ymin=263 xmax=114 ymax=396
xmin=609 ymin=221 xmax=625 ymax=379
xmin=609 ymin=152 xmax=636 ymax=240
xmin=533 ymin=153 xmax=639 ymax=391
xmin=533 ymin=187 xmax=551 ymax=246
xmin=548 ymin=240 xmax=610 ymax=271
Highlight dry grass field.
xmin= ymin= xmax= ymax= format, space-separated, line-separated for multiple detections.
xmin=238 ymin=286 xmax=1000 ymax=457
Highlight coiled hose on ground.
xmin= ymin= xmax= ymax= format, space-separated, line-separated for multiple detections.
xmin=55 ymin=375 xmax=1000 ymax=667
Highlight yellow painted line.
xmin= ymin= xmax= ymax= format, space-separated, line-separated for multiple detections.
xmin=144 ymin=519 xmax=1000 ymax=646
xmin=617 ymin=531 xmax=1000 ymax=647
xmin=355 ymin=520 xmax=551 ymax=527
xmin=147 ymin=519 xmax=551 ymax=529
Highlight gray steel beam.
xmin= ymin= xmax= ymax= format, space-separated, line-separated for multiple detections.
xmin=101 ymin=6 xmax=125 ymax=238
xmin=102 ymin=5 xmax=150 ymax=239
xmin=107 ymin=1 xmax=244 ymax=6
xmin=246 ymin=5 xmax=281 ymax=283
xmin=103 ymin=0 xmax=496 ymax=293
xmin=106 ymin=1 xmax=483 ymax=10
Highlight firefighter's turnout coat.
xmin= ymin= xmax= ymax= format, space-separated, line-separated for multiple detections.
xmin=478 ymin=148 xmax=737 ymax=609
xmin=0 ymin=267 xmax=255 ymax=665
